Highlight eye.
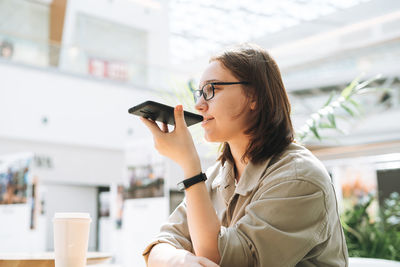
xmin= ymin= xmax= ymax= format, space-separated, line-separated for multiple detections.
xmin=203 ymin=84 xmax=213 ymax=95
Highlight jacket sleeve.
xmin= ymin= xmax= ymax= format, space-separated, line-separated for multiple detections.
xmin=217 ymin=179 xmax=329 ymax=267
xmin=142 ymin=199 xmax=193 ymax=263
xmin=142 ymin=163 xmax=222 ymax=264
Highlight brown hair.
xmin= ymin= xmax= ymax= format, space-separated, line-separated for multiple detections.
xmin=212 ymin=43 xmax=294 ymax=165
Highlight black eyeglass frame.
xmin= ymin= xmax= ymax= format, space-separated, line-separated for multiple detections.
xmin=193 ymin=81 xmax=250 ymax=102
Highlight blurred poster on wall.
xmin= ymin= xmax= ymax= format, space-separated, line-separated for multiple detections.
xmin=88 ymin=58 xmax=128 ymax=81
xmin=124 ymin=163 xmax=165 ymax=199
xmin=0 ymin=153 xmax=32 ymax=205
xmin=0 ymin=153 xmax=42 ymax=229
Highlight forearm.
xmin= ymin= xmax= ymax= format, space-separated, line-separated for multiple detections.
xmin=141 ymin=106 xmax=221 ymax=264
xmin=185 ymin=181 xmax=221 ymax=263
xmin=147 ymin=243 xmax=178 ymax=267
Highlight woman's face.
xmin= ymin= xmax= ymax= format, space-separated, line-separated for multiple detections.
xmin=195 ymin=60 xmax=252 ymax=144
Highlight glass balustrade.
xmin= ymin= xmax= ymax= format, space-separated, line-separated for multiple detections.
xmin=0 ymin=33 xmax=192 ymax=92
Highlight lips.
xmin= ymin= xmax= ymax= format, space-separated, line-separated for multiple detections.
xmin=201 ymin=116 xmax=214 ymax=126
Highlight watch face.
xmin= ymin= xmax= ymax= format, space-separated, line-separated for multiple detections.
xmin=177 ymin=182 xmax=185 ymax=192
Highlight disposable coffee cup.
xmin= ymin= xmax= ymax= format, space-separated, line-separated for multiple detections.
xmin=53 ymin=212 xmax=92 ymax=267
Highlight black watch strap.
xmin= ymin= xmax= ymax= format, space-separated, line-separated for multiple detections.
xmin=177 ymin=172 xmax=207 ymax=191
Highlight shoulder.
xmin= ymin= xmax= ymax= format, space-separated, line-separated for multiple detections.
xmin=250 ymin=143 xmax=334 ymax=206
xmin=261 ymin=143 xmax=332 ymax=190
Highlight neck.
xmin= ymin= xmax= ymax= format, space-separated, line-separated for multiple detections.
xmin=228 ymin=138 xmax=249 ymax=182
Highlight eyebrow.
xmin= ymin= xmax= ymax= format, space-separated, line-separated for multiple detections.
xmin=198 ymin=79 xmax=222 ymax=88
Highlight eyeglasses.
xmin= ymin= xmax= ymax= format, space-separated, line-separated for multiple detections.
xmin=193 ymin=81 xmax=249 ymax=103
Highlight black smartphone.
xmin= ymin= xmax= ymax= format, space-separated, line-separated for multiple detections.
xmin=128 ymin=101 xmax=203 ymax=127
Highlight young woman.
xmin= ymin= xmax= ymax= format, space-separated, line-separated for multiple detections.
xmin=140 ymin=43 xmax=348 ymax=267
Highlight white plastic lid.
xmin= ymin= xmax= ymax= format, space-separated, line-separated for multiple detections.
xmin=53 ymin=212 xmax=91 ymax=219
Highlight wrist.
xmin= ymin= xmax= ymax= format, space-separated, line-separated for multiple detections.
xmin=177 ymin=173 xmax=207 ymax=192
xmin=183 ymin=168 xmax=201 ymax=179
xmin=181 ymin=158 xmax=201 ymax=178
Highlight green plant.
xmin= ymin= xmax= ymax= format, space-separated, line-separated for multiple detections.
xmin=341 ymin=192 xmax=400 ymax=260
xmin=296 ymin=74 xmax=390 ymax=142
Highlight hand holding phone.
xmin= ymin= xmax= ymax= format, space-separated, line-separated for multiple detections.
xmin=128 ymin=101 xmax=203 ymax=127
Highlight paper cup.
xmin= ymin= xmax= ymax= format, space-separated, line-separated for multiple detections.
xmin=53 ymin=212 xmax=91 ymax=267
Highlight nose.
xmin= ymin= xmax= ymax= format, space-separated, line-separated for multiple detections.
xmin=195 ymin=97 xmax=208 ymax=113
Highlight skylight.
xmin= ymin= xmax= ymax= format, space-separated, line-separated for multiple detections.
xmin=169 ymin=0 xmax=372 ymax=65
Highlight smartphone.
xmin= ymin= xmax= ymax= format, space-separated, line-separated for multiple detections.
xmin=128 ymin=101 xmax=203 ymax=127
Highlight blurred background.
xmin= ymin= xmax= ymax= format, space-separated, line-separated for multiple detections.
xmin=0 ymin=0 xmax=399 ymax=266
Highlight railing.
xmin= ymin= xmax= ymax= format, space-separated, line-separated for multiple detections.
xmin=0 ymin=33 xmax=192 ymax=92
xmin=282 ymin=39 xmax=400 ymax=92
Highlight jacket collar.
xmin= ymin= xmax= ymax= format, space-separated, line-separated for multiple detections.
xmin=211 ymin=157 xmax=272 ymax=198
xmin=211 ymin=161 xmax=235 ymax=204
xmin=235 ymin=158 xmax=272 ymax=196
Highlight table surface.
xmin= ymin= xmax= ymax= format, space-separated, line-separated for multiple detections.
xmin=0 ymin=252 xmax=112 ymax=267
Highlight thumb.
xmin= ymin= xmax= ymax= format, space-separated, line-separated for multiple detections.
xmin=174 ymin=105 xmax=187 ymax=129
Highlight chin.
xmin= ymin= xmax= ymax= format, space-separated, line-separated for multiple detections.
xmin=204 ymin=133 xmax=223 ymax=143
xmin=204 ymin=134 xmax=213 ymax=142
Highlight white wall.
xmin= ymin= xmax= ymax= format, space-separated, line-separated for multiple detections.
xmin=0 ymin=137 xmax=124 ymax=186
xmin=121 ymin=197 xmax=168 ymax=267
xmin=62 ymin=0 xmax=170 ymax=69
xmin=0 ymin=62 xmax=162 ymax=150
xmin=0 ymin=204 xmax=47 ymax=253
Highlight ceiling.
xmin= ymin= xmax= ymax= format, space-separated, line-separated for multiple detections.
xmin=168 ymin=0 xmax=372 ymax=65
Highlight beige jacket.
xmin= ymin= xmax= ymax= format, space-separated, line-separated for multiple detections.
xmin=143 ymin=143 xmax=348 ymax=267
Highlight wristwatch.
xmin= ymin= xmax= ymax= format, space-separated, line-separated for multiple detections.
xmin=177 ymin=172 xmax=207 ymax=191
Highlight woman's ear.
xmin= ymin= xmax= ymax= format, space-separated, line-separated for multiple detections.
xmin=250 ymin=100 xmax=256 ymax=110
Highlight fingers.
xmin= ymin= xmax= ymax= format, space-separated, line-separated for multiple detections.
xmin=174 ymin=105 xmax=187 ymax=129
xmin=162 ymin=122 xmax=169 ymax=133
xmin=140 ymin=117 xmax=162 ymax=136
